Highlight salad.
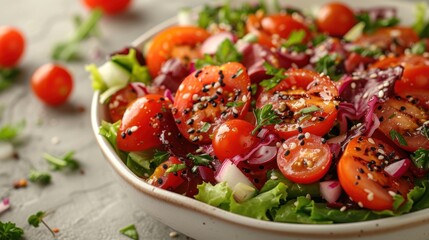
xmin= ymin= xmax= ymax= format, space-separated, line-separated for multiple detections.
xmin=88 ymin=1 xmax=429 ymax=224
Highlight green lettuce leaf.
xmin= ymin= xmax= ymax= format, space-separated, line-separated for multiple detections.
xmin=261 ymin=170 xmax=320 ymax=198
xmin=195 ymin=181 xmax=232 ymax=210
xmin=86 ymin=64 xmax=107 ymax=91
xmin=230 ymin=182 xmax=287 ymax=220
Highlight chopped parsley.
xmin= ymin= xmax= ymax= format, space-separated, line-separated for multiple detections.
xmin=43 ymin=151 xmax=80 ymax=171
xmin=0 ymin=68 xmax=20 ymax=91
xmin=153 ymin=150 xmax=170 ymax=166
xmin=259 ymin=62 xmax=287 ymax=90
xmin=28 ymin=211 xmax=56 ymax=237
xmin=0 ymin=120 xmax=25 ymax=142
xmin=28 ymin=170 xmax=51 ymax=185
xmin=252 ymin=104 xmax=282 ymax=135
xmin=186 ymin=153 xmax=213 ymax=167
xmin=226 ymin=101 xmax=245 ymax=108
xmin=356 ymin=12 xmax=400 ymax=34
xmin=298 ymin=106 xmax=321 ymax=115
xmin=166 ymin=163 xmax=187 ymax=174
xmin=195 ymin=39 xmax=242 ymax=69
xmin=119 ymin=224 xmax=139 ymax=240
xmin=52 ymin=9 xmax=103 ymax=61
xmin=0 ymin=221 xmax=24 ymax=240
xmin=411 ymin=148 xmax=429 ymax=170
xmin=410 ymin=41 xmax=426 ymax=55
xmin=199 ymin=122 xmax=212 ymax=133
xmin=421 ymin=123 xmax=429 ymax=139
xmin=389 ymin=129 xmax=408 ymax=146
xmin=282 ymin=30 xmax=307 ymax=52
xmin=350 ymin=46 xmax=383 ymax=58
xmin=314 ymin=54 xmax=341 ymax=81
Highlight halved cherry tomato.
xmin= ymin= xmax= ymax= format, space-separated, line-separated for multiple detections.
xmin=316 ymin=2 xmax=357 ymax=37
xmin=354 ymin=27 xmax=419 ymax=56
xmin=374 ymin=97 xmax=429 ymax=152
xmin=148 ymin=156 xmax=185 ymax=190
xmin=338 ymin=136 xmax=413 ymax=211
xmin=246 ymin=13 xmax=311 ymax=48
xmin=173 ymin=62 xmax=251 ymax=144
xmin=146 ymin=26 xmax=210 ymax=77
xmin=81 ymin=0 xmax=131 ymax=15
xmin=117 ymin=94 xmax=171 ymax=152
xmin=108 ymin=84 xmax=137 ymax=122
xmin=31 ymin=64 xmax=73 ymax=106
xmin=277 ymin=134 xmax=331 ymax=184
xmin=212 ymin=119 xmax=258 ymax=162
xmin=256 ymin=69 xmax=339 ymax=139
xmin=370 ymin=55 xmax=429 ymax=109
xmin=0 ymin=26 xmax=25 ymax=68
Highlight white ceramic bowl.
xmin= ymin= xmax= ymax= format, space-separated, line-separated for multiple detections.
xmin=91 ymin=0 xmax=429 ymax=239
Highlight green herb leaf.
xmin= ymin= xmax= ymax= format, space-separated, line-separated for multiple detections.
xmin=411 ymin=148 xmax=429 ymax=170
xmin=283 ymin=30 xmax=306 ymax=48
xmin=312 ymin=34 xmax=328 ymax=47
xmin=389 ymin=130 xmax=408 ymax=146
xmin=314 ymin=54 xmax=341 ymax=81
xmin=413 ymin=2 xmax=428 ymax=37
xmin=199 ymin=122 xmax=212 ymax=133
xmin=187 ymin=153 xmax=213 ymax=167
xmin=421 ymin=123 xmax=429 ymax=139
xmin=259 ymin=62 xmax=287 ymax=90
xmin=119 ymin=224 xmax=139 ymax=240
xmin=226 ymin=101 xmax=245 ymax=108
xmin=28 ymin=211 xmax=46 ymax=228
xmin=356 ymin=12 xmax=400 ymax=34
xmin=166 ymin=163 xmax=187 ymax=174
xmin=28 ymin=170 xmax=51 ymax=185
xmin=252 ymin=104 xmax=282 ymax=135
xmin=0 ymin=120 xmax=25 ymax=142
xmin=0 ymin=68 xmax=20 ymax=91
xmin=0 ymin=221 xmax=24 ymax=240
xmin=298 ymin=106 xmax=321 ymax=115
xmin=153 ymin=150 xmax=170 ymax=166
xmin=52 ymin=9 xmax=103 ymax=61
xmin=350 ymin=46 xmax=383 ymax=58
xmin=43 ymin=151 xmax=80 ymax=171
xmin=410 ymin=41 xmax=426 ymax=55
xmin=195 ymin=39 xmax=242 ymax=69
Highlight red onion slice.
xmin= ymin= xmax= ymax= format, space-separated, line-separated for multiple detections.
xmin=231 ymin=133 xmax=278 ymax=165
xmin=163 ymin=88 xmax=174 ymax=103
xmin=130 ymin=82 xmax=149 ymax=97
xmin=247 ymin=145 xmax=277 ymax=165
xmin=201 ymin=32 xmax=235 ymax=55
xmin=0 ymin=198 xmax=10 ymax=214
xmin=320 ymin=180 xmax=342 ymax=203
xmin=385 ymin=158 xmax=411 ymax=178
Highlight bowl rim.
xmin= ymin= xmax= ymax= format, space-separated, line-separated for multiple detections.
xmin=91 ymin=0 xmax=429 ymax=237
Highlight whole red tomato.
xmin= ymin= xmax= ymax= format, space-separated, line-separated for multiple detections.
xmin=0 ymin=26 xmax=25 ymax=68
xmin=31 ymin=64 xmax=73 ymax=106
xmin=81 ymin=0 xmax=131 ymax=15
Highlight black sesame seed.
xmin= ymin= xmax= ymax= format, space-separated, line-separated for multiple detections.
xmin=300 ymin=140 xmax=305 ymax=146
xmin=121 ymin=132 xmax=126 ymax=139
xmin=175 ymin=119 xmax=182 ymax=124
xmin=157 ymin=178 xmax=163 ymax=184
xmin=284 ymin=150 xmax=291 ymax=156
xmin=195 ymin=69 xmax=203 ymax=78
xmin=127 ymin=129 xmax=132 ymax=135
xmin=400 ymin=106 xmax=406 ymax=111
xmin=162 ymin=164 xmax=168 ymax=169
xmin=298 ymin=134 xmax=305 ymax=140
xmin=186 ymin=119 xmax=194 ymax=125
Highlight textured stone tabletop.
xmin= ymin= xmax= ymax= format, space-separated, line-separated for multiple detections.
xmin=0 ymin=0 xmax=209 ymax=239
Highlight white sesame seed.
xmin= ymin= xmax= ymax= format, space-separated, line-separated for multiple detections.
xmin=178 ymin=84 xmax=184 ymax=91
xmin=183 ymin=93 xmax=190 ymax=99
xmin=213 ymin=82 xmax=221 ymax=88
xmin=370 ymin=73 xmax=377 ymax=78
xmin=304 ymin=132 xmax=310 ymax=139
xmin=351 ymin=82 xmax=356 ymax=89
xmin=282 ymin=142 xmax=289 ymax=149
xmin=368 ymin=138 xmax=375 ymax=144
xmin=169 ymin=231 xmax=178 ymax=238
xmin=358 ymin=202 xmax=364 ymax=208
xmin=51 ymin=136 xmax=60 ymax=145
xmin=270 ymin=175 xmax=279 ymax=180
xmin=242 ymin=95 xmax=248 ymax=102
xmin=340 ymin=206 xmax=347 ymax=212
xmin=130 ymin=126 xmax=138 ymax=132
xmin=289 ymin=142 xmax=297 ymax=150
xmin=306 ymin=194 xmax=311 ymax=199
xmin=367 ymin=173 xmax=374 ymax=180
xmin=388 ymin=191 xmax=397 ymax=197
xmin=378 ymin=155 xmax=385 ymax=160
xmin=192 ymin=94 xmax=199 ymax=101
xmin=377 ymin=90 xmax=385 ymax=98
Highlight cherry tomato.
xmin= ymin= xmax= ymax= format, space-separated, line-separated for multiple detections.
xmin=108 ymin=84 xmax=137 ymax=122
xmin=355 ymin=27 xmax=419 ymax=55
xmin=338 ymin=136 xmax=413 ymax=211
xmin=148 ymin=156 xmax=185 ymax=190
xmin=246 ymin=13 xmax=311 ymax=48
xmin=212 ymin=119 xmax=258 ymax=162
xmin=316 ymin=2 xmax=356 ymax=37
xmin=277 ymin=134 xmax=331 ymax=184
xmin=0 ymin=26 xmax=25 ymax=68
xmin=374 ymin=97 xmax=429 ymax=152
xmin=146 ymin=26 xmax=210 ymax=77
xmin=371 ymin=55 xmax=429 ymax=94
xmin=173 ymin=62 xmax=251 ymax=144
xmin=31 ymin=64 xmax=73 ymax=106
xmin=256 ymin=69 xmax=339 ymax=139
xmin=81 ymin=0 xmax=131 ymax=15
xmin=116 ymin=94 xmax=171 ymax=152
